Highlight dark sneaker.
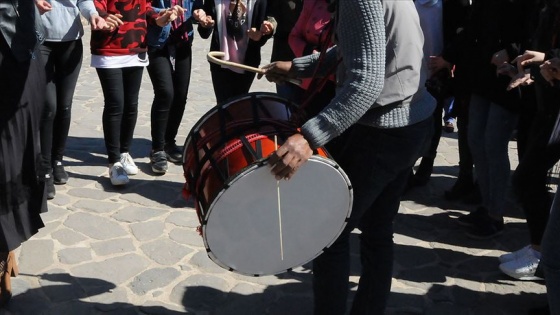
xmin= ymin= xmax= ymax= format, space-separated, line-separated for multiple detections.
xmin=457 ymin=207 xmax=488 ymax=227
xmin=52 ymin=160 xmax=69 ymax=185
xmin=466 ymin=215 xmax=504 ymax=240
xmin=45 ymin=173 xmax=55 ymax=200
xmin=164 ymin=143 xmax=183 ymax=163
xmin=150 ymin=151 xmax=168 ymax=174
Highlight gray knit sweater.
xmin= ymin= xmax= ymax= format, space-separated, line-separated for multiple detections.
xmin=293 ymin=0 xmax=436 ymax=149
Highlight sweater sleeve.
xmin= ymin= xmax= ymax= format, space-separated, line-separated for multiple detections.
xmin=77 ymin=0 xmax=98 ymax=21
xmin=299 ymin=0 xmax=386 ymax=148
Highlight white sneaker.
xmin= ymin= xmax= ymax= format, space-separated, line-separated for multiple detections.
xmin=499 ymin=245 xmax=532 ymax=263
xmin=499 ymin=249 xmax=543 ymax=281
xmin=119 ymin=152 xmax=138 ymax=175
xmin=110 ymin=162 xmax=129 ymax=186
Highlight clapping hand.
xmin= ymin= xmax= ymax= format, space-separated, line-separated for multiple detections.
xmin=193 ymin=9 xmax=214 ymax=28
xmin=90 ymin=14 xmax=108 ymax=31
xmin=505 ymin=50 xmax=546 ymax=90
xmin=541 ymin=58 xmax=560 ymax=86
xmin=102 ymin=13 xmax=124 ymax=31
xmin=35 ymin=0 xmax=52 ymax=15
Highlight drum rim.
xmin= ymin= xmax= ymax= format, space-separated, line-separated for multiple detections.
xmin=201 ymin=155 xmax=354 ymax=276
xmin=183 ymin=92 xmax=299 ymax=160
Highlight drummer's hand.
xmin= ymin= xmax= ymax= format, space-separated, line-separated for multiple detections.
xmin=268 ymin=134 xmax=313 ymax=180
xmin=258 ymin=61 xmax=295 ymax=84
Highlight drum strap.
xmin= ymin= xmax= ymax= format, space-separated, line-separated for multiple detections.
xmin=239 ymin=135 xmax=261 ymax=160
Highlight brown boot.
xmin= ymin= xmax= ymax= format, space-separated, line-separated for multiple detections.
xmin=0 ymin=251 xmax=18 ymax=308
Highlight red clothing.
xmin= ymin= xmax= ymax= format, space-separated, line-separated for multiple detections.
xmin=288 ymin=0 xmax=334 ymax=90
xmin=91 ymin=0 xmax=159 ymax=56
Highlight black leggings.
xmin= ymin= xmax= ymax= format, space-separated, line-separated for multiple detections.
xmin=210 ymin=63 xmax=256 ymax=104
xmin=147 ymin=44 xmax=192 ymax=151
xmin=96 ymin=67 xmax=143 ymax=163
xmin=39 ymin=39 xmax=83 ymax=170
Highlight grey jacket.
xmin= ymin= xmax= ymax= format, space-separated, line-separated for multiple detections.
xmin=292 ymin=0 xmax=436 ymax=148
xmin=40 ymin=0 xmax=98 ymax=42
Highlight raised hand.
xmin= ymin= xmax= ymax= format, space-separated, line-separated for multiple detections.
xmin=35 ymin=0 xmax=52 ymax=15
xmin=541 ymin=58 xmax=560 ymax=86
xmin=247 ymin=27 xmax=262 ymax=41
xmin=260 ymin=20 xmax=274 ymax=36
xmin=257 ymin=61 xmax=294 ymax=84
xmin=90 ymin=14 xmax=108 ymax=31
xmin=193 ymin=9 xmax=214 ymax=28
xmin=104 ymin=13 xmax=124 ymax=31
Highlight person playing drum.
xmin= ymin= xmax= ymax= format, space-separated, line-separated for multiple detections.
xmin=260 ymin=1 xmax=436 ymax=314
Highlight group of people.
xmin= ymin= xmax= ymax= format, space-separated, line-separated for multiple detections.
xmin=405 ymin=0 xmax=560 ymax=314
xmin=263 ymin=0 xmax=560 ymax=314
xmin=1 ymin=0 xmax=560 ymax=314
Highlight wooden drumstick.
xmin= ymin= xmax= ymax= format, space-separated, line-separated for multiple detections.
xmin=274 ymin=135 xmax=284 ymax=261
xmin=207 ymin=51 xmax=302 ymax=86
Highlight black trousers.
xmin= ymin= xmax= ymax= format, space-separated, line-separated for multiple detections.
xmin=147 ymin=44 xmax=192 ymax=151
xmin=210 ymin=63 xmax=255 ymax=104
xmin=96 ymin=66 xmax=143 ymax=163
xmin=39 ymin=39 xmax=83 ymax=170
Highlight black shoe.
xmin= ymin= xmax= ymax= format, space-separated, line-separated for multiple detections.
xmin=45 ymin=173 xmax=55 ymax=200
xmin=150 ymin=151 xmax=168 ymax=174
xmin=457 ymin=207 xmax=488 ymax=227
xmin=164 ymin=143 xmax=183 ymax=163
xmin=465 ymin=213 xmax=504 ymax=240
xmin=52 ymin=160 xmax=68 ymax=185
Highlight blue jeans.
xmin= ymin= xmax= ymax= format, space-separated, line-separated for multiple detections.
xmin=467 ymin=94 xmax=518 ymax=216
xmin=542 ymin=190 xmax=560 ymax=314
xmin=314 ymin=118 xmax=433 ymax=315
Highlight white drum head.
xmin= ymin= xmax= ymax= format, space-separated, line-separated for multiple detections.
xmin=202 ymin=156 xmax=353 ymax=276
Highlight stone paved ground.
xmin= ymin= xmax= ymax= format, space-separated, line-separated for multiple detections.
xmin=0 ymin=28 xmax=549 ymax=315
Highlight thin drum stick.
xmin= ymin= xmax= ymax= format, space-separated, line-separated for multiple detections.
xmin=274 ymin=135 xmax=284 ymax=261
xmin=207 ymin=51 xmax=302 ymax=86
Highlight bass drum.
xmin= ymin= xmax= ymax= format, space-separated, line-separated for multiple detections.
xmin=183 ymin=92 xmax=353 ymax=276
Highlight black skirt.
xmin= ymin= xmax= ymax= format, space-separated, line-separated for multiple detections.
xmin=0 ymin=33 xmax=47 ymax=252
